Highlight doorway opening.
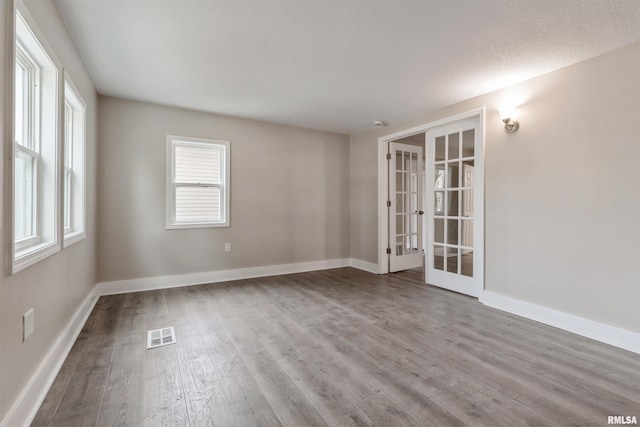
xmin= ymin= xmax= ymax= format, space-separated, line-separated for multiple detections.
xmin=377 ymin=108 xmax=485 ymax=298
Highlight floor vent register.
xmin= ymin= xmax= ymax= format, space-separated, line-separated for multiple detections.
xmin=147 ymin=327 xmax=177 ymax=349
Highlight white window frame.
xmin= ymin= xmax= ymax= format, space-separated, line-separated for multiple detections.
xmin=63 ymin=76 xmax=86 ymax=247
xmin=166 ymin=135 xmax=231 ymax=229
xmin=12 ymin=5 xmax=61 ymax=274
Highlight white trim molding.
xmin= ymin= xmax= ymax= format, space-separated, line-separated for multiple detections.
xmin=481 ymin=291 xmax=640 ymax=355
xmin=348 ymin=258 xmax=379 ymax=274
xmin=98 ymin=258 xmax=379 ymax=295
xmin=0 ymin=288 xmax=100 ymax=427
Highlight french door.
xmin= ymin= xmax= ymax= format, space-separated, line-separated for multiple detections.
xmin=389 ymin=142 xmax=424 ymax=272
xmin=426 ymin=117 xmax=483 ymax=297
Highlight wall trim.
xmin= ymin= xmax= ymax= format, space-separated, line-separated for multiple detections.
xmin=348 ymin=258 xmax=379 ymax=274
xmin=0 ymin=287 xmax=100 ymax=427
xmin=481 ymin=290 xmax=640 ymax=355
xmin=98 ymin=258 xmax=380 ymax=295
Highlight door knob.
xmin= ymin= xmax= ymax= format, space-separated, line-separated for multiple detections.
xmin=418 ymin=210 xmax=424 ymax=215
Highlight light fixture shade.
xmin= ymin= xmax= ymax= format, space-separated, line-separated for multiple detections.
xmin=498 ymin=107 xmax=515 ymax=121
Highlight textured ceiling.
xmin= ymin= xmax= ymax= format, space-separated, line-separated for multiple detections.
xmin=54 ymin=0 xmax=640 ymax=134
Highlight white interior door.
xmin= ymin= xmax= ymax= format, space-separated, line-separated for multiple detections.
xmin=426 ymin=117 xmax=483 ymax=297
xmin=389 ymin=142 xmax=424 ymax=272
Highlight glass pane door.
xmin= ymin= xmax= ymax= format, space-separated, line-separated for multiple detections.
xmin=389 ymin=142 xmax=423 ymax=272
xmin=426 ymin=117 xmax=482 ymax=297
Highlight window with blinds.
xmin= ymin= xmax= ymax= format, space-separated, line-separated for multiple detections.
xmin=166 ymin=136 xmax=230 ymax=229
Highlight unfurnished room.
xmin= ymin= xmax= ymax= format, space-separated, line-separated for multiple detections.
xmin=0 ymin=0 xmax=639 ymax=426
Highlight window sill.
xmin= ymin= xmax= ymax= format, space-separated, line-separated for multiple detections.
xmin=166 ymin=221 xmax=230 ymax=230
xmin=64 ymin=231 xmax=86 ymax=248
xmin=13 ymin=241 xmax=60 ymax=274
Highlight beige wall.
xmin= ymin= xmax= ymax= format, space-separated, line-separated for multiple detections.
xmin=0 ymin=2 xmax=637 ymax=422
xmin=0 ymin=0 xmax=98 ymax=421
xmin=97 ymin=97 xmax=350 ymax=282
xmin=350 ymin=42 xmax=640 ymax=332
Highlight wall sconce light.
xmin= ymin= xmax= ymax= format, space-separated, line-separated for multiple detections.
xmin=498 ymin=107 xmax=519 ymax=133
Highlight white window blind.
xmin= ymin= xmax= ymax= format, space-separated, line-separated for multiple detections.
xmin=167 ymin=136 xmax=230 ymax=229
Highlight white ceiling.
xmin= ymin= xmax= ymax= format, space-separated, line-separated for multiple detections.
xmin=54 ymin=0 xmax=640 ymax=134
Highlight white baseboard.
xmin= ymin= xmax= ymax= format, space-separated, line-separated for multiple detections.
xmin=0 ymin=287 xmax=100 ymax=427
xmin=348 ymin=258 xmax=379 ymax=274
xmin=481 ymin=291 xmax=640 ymax=354
xmin=97 ymin=258 xmax=377 ymax=295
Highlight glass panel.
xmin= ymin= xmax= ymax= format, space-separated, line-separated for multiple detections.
xmin=175 ymin=185 xmax=221 ymax=222
xmin=175 ymin=145 xmax=221 ymax=183
xmin=15 ymin=61 xmax=26 ymax=147
xmin=395 ymin=172 xmax=403 ymax=192
xmin=404 ymin=235 xmax=411 ymax=253
xmin=447 ymin=162 xmax=459 ymax=188
xmin=433 ymin=245 xmax=444 ymax=271
xmin=411 ymin=171 xmax=419 ymax=193
xmin=447 ymin=219 xmax=458 ymax=245
xmin=434 ymin=219 xmax=444 ymax=243
xmin=396 ymin=214 xmax=403 ymax=235
xmin=410 ymin=193 xmax=418 ymax=215
xmin=15 ymin=150 xmax=35 ymax=239
xmin=461 ymin=250 xmax=473 ymax=277
xmin=396 ymin=193 xmax=403 ymax=212
xmin=64 ymin=103 xmax=73 ymax=168
xmin=448 ymin=132 xmax=460 ymax=160
xmin=434 ymin=167 xmax=445 ymax=189
xmin=396 ymin=150 xmax=405 ymax=171
xmin=404 ymin=213 xmax=411 ymax=235
xmin=462 ymin=129 xmax=474 ymax=158
xmin=435 ymin=136 xmax=446 ymax=161
xmin=64 ymin=169 xmax=71 ymax=229
xmin=434 ymin=192 xmax=444 ymax=215
xmin=461 ymin=190 xmax=474 ymax=217
xmin=447 ymin=249 xmax=459 ymax=273
xmin=462 ymin=161 xmax=474 ymax=188
xmin=410 ymin=234 xmax=418 ymax=253
xmin=447 ymin=191 xmax=459 ymax=216
xmin=396 ymin=236 xmax=403 ymax=256
xmin=461 ymin=220 xmax=474 ymax=247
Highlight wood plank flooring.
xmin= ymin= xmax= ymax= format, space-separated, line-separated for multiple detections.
xmin=33 ymin=268 xmax=640 ymax=426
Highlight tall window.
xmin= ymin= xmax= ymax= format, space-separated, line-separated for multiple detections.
xmin=63 ymin=79 xmax=86 ymax=246
xmin=13 ymin=9 xmax=60 ymax=273
xmin=166 ymin=136 xmax=230 ymax=229
xmin=14 ymin=44 xmax=38 ymax=247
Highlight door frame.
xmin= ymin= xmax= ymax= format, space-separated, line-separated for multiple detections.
xmin=377 ymin=107 xmax=485 ymax=276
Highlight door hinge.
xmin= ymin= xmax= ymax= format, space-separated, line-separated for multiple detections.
xmin=386 ymin=247 xmax=391 ymax=254
xmin=387 ymin=200 xmax=391 ymax=207
xmin=386 ymin=153 xmax=391 ymax=160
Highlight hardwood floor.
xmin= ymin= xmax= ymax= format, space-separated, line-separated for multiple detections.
xmin=33 ymin=268 xmax=640 ymax=426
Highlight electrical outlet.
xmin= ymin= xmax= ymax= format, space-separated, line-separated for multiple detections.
xmin=23 ymin=308 xmax=34 ymax=342
xmin=224 ymin=243 xmax=231 ymax=252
